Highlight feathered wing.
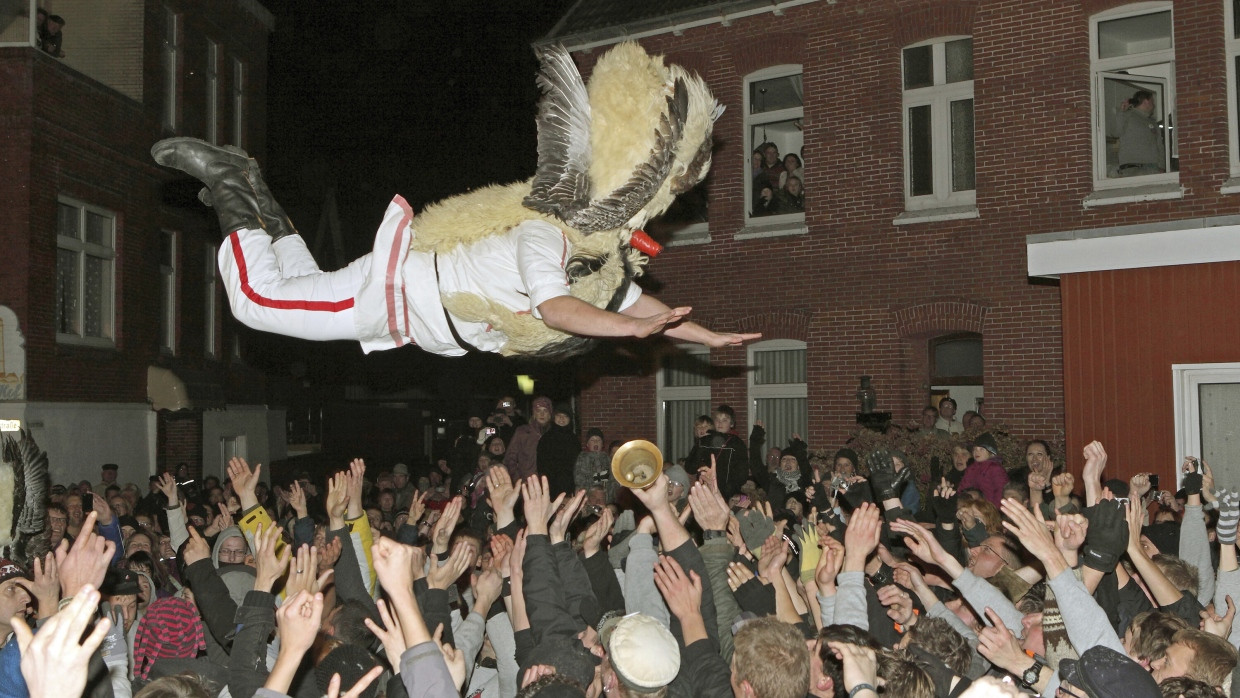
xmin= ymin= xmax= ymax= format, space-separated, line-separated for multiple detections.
xmin=566 ymin=79 xmax=688 ymax=233
xmin=523 ymin=44 xmax=594 ymax=223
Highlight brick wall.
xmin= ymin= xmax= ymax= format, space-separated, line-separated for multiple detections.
xmin=575 ymin=0 xmax=1239 ymax=457
xmin=159 ymin=410 xmax=202 ymax=478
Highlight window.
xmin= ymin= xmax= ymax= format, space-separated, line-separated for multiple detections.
xmin=1227 ymin=1 xmax=1240 ymax=177
xmin=1173 ymin=363 xmax=1240 ymax=488
xmin=744 ymin=67 xmax=804 ymax=226
xmin=162 ymin=7 xmax=179 ymax=131
xmin=647 ymin=181 xmax=710 ymax=246
xmin=56 ymin=199 xmax=116 ymax=346
xmin=220 ymin=435 xmax=247 ymax=472
xmin=232 ymin=57 xmax=246 ymax=147
xmin=901 ymin=37 xmax=975 ymax=210
xmin=747 ymin=340 xmax=808 ymax=451
xmin=206 ymin=40 xmax=219 ymax=144
xmin=1092 ymin=4 xmax=1176 ymax=187
xmin=930 ymin=333 xmax=983 ymax=419
xmin=656 ymin=346 xmax=711 ymax=462
xmin=205 ymin=243 xmax=219 ymax=358
xmin=159 ymin=231 xmax=177 ymax=354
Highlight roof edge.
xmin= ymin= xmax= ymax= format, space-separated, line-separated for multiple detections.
xmin=237 ymin=0 xmax=275 ymax=31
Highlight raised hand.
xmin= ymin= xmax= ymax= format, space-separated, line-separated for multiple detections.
xmin=89 ymin=493 xmax=113 ymax=527
xmin=324 ymin=668 xmax=385 ymax=698
xmin=1054 ymin=513 xmax=1089 ymax=555
xmin=55 ymin=511 xmax=114 ymax=598
xmin=814 ymin=536 xmax=845 ymax=595
xmin=156 ymin=472 xmax=180 ymax=504
xmin=428 ymin=540 xmax=473 ymax=590
xmin=18 ymin=552 xmax=60 ymax=619
xmin=976 ymin=608 xmax=1031 ymax=675
xmin=275 ymin=590 xmax=323 ymax=655
xmin=581 ymin=508 xmax=614 ymax=558
xmin=13 ymin=585 xmax=111 ymax=698
xmin=286 ymin=545 xmax=333 ymax=598
xmin=345 ymin=459 xmax=366 ymax=519
xmin=688 ymin=479 xmax=731 ymax=532
xmin=432 ymin=624 xmax=467 ymax=690
xmin=227 ymin=457 xmax=263 ymax=510
xmin=758 ymin=535 xmax=789 ymax=583
xmin=364 ymin=599 xmax=407 ymax=671
xmin=876 ymin=584 xmax=915 ymax=625
xmin=182 ymin=526 xmax=211 ymax=566
xmin=520 ymin=476 xmax=564 ymax=537
xmin=317 ymin=536 xmax=343 ymax=576
xmin=430 ymin=496 xmax=464 ymax=555
xmin=252 ymin=523 xmax=291 ymax=593
xmin=407 ymin=489 xmax=428 ymax=527
xmin=372 ymin=537 xmax=417 ymax=598
xmin=630 ymin=473 xmax=674 ymax=515
xmin=282 ymin=480 xmax=308 ymax=519
xmin=1129 ymin=473 xmax=1151 ymax=501
xmin=486 ymin=466 xmax=519 ymax=528
xmin=325 ymin=472 xmax=350 ymax=528
xmin=1051 ymin=473 xmax=1075 ymax=499
xmin=1000 ymin=498 xmax=1067 ymax=578
xmin=549 ymin=490 xmax=586 ymax=545
xmin=842 ymin=502 xmax=881 ymax=572
xmin=727 ymin=561 xmax=758 ymax=592
xmin=489 ymin=534 xmax=514 ymax=578
xmin=653 ymin=555 xmax=703 ymax=621
xmin=1201 ymin=596 xmax=1236 ymax=639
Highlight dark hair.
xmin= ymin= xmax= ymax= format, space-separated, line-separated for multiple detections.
xmin=1025 ymin=439 xmax=1053 ymax=457
xmin=904 ymin=617 xmax=971 ymax=676
xmin=922 ymin=406 xmax=939 ymax=416
xmin=938 ymin=397 xmax=957 ymax=409
xmin=783 ymin=153 xmax=802 ymax=169
xmin=1131 ymin=89 xmax=1154 ymax=105
xmin=818 ymin=625 xmax=880 ymax=698
xmin=330 ymin=600 xmax=379 ymax=648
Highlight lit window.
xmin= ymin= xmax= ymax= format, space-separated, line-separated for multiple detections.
xmin=206 ymin=40 xmax=219 ymax=144
xmin=1092 ymin=5 xmax=1176 ymax=187
xmin=162 ymin=7 xmax=179 ymax=131
xmin=902 ymin=37 xmax=975 ymax=209
xmin=747 ymin=340 xmax=808 ymax=452
xmin=656 ymin=346 xmax=711 ymax=462
xmin=159 ymin=230 xmax=177 ymax=354
xmin=744 ymin=67 xmax=805 ymax=225
xmin=56 ymin=198 xmax=116 ymax=346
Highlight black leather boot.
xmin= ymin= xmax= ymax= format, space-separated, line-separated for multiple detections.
xmin=246 ymin=164 xmax=298 ymax=243
xmin=151 ymin=138 xmax=263 ymax=236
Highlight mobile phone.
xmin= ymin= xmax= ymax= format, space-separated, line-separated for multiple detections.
xmin=485 ymin=427 xmax=496 ymax=436
xmin=1149 ymin=474 xmax=1159 ymax=491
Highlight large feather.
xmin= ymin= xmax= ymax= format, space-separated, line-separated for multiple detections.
xmin=567 ymin=78 xmax=688 ymax=233
xmin=523 ymin=44 xmax=594 ymax=222
xmin=1 ymin=430 xmax=48 ymax=561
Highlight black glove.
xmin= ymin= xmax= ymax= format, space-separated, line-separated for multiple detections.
xmin=841 ymin=480 xmax=874 ymax=510
xmin=930 ymin=492 xmax=958 ymax=525
xmin=929 ymin=456 xmax=942 ymax=487
xmin=732 ymin=576 xmax=776 ymax=616
xmin=1182 ymin=471 xmax=1203 ymax=496
xmin=1082 ymin=499 xmax=1129 ymax=571
xmin=866 ymin=448 xmax=911 ymax=502
xmin=961 ymin=520 xmax=988 ymax=548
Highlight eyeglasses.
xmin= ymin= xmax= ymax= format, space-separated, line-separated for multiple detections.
xmin=218 ymin=548 xmax=247 ymax=561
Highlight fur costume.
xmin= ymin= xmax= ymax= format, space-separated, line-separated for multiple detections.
xmin=408 ymin=42 xmax=721 ymax=357
xmin=0 ymin=430 xmax=49 ymax=567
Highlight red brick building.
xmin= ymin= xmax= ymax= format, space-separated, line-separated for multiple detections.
xmin=0 ymin=1 xmax=282 ymax=485
xmin=549 ymin=0 xmax=1240 ymax=488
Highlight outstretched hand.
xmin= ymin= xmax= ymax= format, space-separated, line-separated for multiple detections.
xmin=630 ymin=306 xmax=693 ymax=339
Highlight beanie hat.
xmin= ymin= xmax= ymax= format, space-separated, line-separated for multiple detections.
xmin=663 ymin=465 xmax=691 ymax=496
xmin=102 ymin=567 xmax=142 ymax=596
xmin=833 ymin=448 xmax=859 ymax=467
xmin=524 ymin=637 xmax=598 ymax=691
xmin=132 ymin=597 xmax=207 ymax=679
xmin=533 ymin=396 xmax=553 ymax=412
xmin=316 ymin=644 xmax=382 ymax=698
xmin=586 ymin=428 xmax=605 ymax=442
xmin=973 ymin=433 xmax=999 ymax=456
xmin=607 ymin=614 xmax=680 ymax=692
xmin=0 ymin=559 xmax=25 ymax=585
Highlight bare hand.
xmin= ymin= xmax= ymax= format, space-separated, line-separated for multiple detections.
xmin=727 ymin=561 xmax=758 ymax=592
xmin=1130 ymin=473 xmax=1151 ymax=501
xmin=13 ymin=586 xmax=110 ymax=698
xmin=432 ymin=624 xmax=466 ymax=690
xmin=431 ymin=496 xmax=464 ymax=554
xmin=758 ymin=535 xmax=789 ymax=583
xmin=427 ymin=541 xmax=473 ymax=591
xmin=407 ymin=489 xmax=428 ymax=525
xmin=252 ymin=523 xmax=291 ymax=593
xmin=1082 ymin=441 xmax=1107 ymax=480
xmin=276 ymin=590 xmax=323 ymax=655
xmin=814 ymin=536 xmax=845 ymax=595
xmin=282 ymin=480 xmax=308 ymax=519
xmin=89 ymin=493 xmax=113 ymax=527
xmin=1052 ymin=472 xmax=1075 ymax=499
xmin=1201 ymin=596 xmax=1236 ymax=639
xmin=364 ymin=599 xmax=407 ymax=672
xmin=156 ymin=472 xmax=179 ymax=503
xmin=55 ymin=511 xmax=114 ymax=598
xmin=227 ymin=457 xmax=263 ymax=510
xmin=631 ymin=306 xmax=692 ymax=339
xmin=182 ymin=526 xmax=211 ymax=567
xmin=977 ymin=608 xmax=1030 ymax=674
xmin=842 ymin=502 xmax=881 ymax=571
xmin=285 ymin=545 xmax=333 ymax=598
xmin=653 ymin=555 xmax=703 ymax=621
xmin=877 ymin=584 xmax=915 ymax=625
xmin=581 ymin=508 xmax=614 ymax=558
xmin=324 ymin=666 xmax=384 ymax=698
xmin=372 ymin=537 xmax=417 ymax=599
xmin=549 ymin=490 xmax=586 ymax=545
xmin=703 ymin=331 xmax=763 ymax=348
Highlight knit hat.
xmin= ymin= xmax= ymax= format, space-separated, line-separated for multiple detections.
xmin=586 ymin=428 xmax=605 ymax=442
xmin=606 ymin=613 xmax=680 ymax=692
xmin=973 ymin=433 xmax=999 ymax=456
xmin=833 ymin=448 xmax=859 ymax=467
xmin=1058 ymin=645 xmax=1160 ymax=698
xmin=524 ymin=637 xmax=599 ymax=690
xmin=132 ymin=597 xmax=207 ymax=679
xmin=1040 ymin=583 xmax=1077 ymax=671
xmin=316 ymin=644 xmax=382 ymax=698
xmin=533 ymin=396 xmax=553 ymax=412
xmin=664 ymin=465 xmax=691 ymax=496
xmin=0 ymin=559 xmax=25 ymax=585
xmin=1141 ymin=521 xmax=1180 ymax=556
xmin=392 ymin=463 xmax=409 ymax=476
xmin=102 ymin=568 xmax=142 ymax=596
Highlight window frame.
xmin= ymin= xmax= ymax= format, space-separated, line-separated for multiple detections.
xmin=746 ymin=339 xmax=808 ymax=448
xmin=743 ymin=64 xmax=805 ymax=230
xmin=56 ymin=196 xmax=117 ymax=348
xmin=205 ymin=243 xmax=219 ymax=359
xmin=929 ymin=332 xmax=984 ymax=386
xmin=159 ymin=230 xmax=177 ymax=355
xmin=655 ymin=345 xmax=712 ymax=459
xmin=1089 ymin=2 xmax=1177 ymax=190
xmin=162 ymin=6 xmax=180 ymax=132
xmin=900 ymin=36 xmax=976 ymax=211
xmin=206 ymin=39 xmax=220 ymax=144
xmin=1172 ymin=362 xmax=1240 ymax=490
xmin=232 ymin=57 xmax=245 ymax=148
xmin=1226 ymin=0 xmax=1240 ymax=177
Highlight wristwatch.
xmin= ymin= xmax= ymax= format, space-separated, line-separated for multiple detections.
xmin=703 ymin=529 xmax=727 ymax=541
xmin=1021 ymin=657 xmax=1045 ymax=688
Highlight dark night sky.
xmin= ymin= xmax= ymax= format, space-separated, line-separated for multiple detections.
xmin=244 ymin=1 xmax=580 ymax=405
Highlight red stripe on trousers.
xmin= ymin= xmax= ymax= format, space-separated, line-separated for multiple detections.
xmin=386 ymin=197 xmax=414 ymax=346
xmin=229 ymin=232 xmax=355 ymax=311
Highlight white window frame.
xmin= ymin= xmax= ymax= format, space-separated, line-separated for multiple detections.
xmin=162 ymin=7 xmax=179 ymax=131
xmin=655 ymin=345 xmax=711 ymax=457
xmin=1090 ymin=3 xmax=1177 ymax=190
xmin=56 ymin=197 xmax=117 ymax=347
xmin=219 ymin=435 xmax=247 ymax=472
xmin=743 ymin=65 xmax=805 ymax=231
xmin=746 ymin=339 xmax=808 ymax=447
xmin=1172 ymin=362 xmax=1240 ymax=489
xmin=206 ymin=39 xmax=219 ymax=144
xmin=159 ymin=230 xmax=177 ymax=354
xmin=901 ymin=36 xmax=976 ymax=211
xmin=1226 ymin=0 xmax=1240 ymax=178
xmin=205 ymin=243 xmax=219 ymax=358
xmin=232 ymin=57 xmax=245 ymax=148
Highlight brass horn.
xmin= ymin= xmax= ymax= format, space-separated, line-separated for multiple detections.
xmin=611 ymin=439 xmax=664 ymax=490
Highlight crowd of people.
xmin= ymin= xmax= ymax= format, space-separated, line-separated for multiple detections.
xmin=751 ymin=142 xmax=804 ymax=216
xmin=0 ymin=394 xmax=1236 ymax=698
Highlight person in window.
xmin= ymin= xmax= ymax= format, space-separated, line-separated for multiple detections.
xmin=771 ymin=175 xmax=804 ymax=214
xmin=778 ymin=153 xmax=804 ymax=191
xmin=754 ymin=184 xmax=779 ymax=216
xmin=760 ymin=142 xmax=783 ymax=190
xmin=42 ymin=14 xmax=64 ymax=58
xmin=1116 ymin=90 xmax=1164 ymax=177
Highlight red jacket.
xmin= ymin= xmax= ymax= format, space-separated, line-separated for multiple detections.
xmin=959 ymin=458 xmax=1009 ymax=507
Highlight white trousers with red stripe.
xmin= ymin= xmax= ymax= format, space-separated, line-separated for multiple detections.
xmin=218 ymin=229 xmax=371 ymax=341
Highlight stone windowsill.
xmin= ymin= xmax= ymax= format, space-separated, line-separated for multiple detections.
xmin=1082 ymin=182 xmax=1183 ymax=208
xmin=892 ymin=205 xmax=979 ymax=226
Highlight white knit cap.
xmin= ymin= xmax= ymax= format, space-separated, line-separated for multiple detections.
xmin=607 ymin=613 xmax=680 ymax=692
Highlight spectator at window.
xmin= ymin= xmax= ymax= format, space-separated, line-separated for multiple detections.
xmin=771 ymin=176 xmax=804 ymax=214
xmin=778 ymin=153 xmax=804 ymax=190
xmin=1116 ymin=90 xmax=1164 ymax=177
xmin=42 ymin=14 xmax=64 ymax=58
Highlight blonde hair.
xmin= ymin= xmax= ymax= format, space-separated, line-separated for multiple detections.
xmin=733 ymin=618 xmax=811 ymax=698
